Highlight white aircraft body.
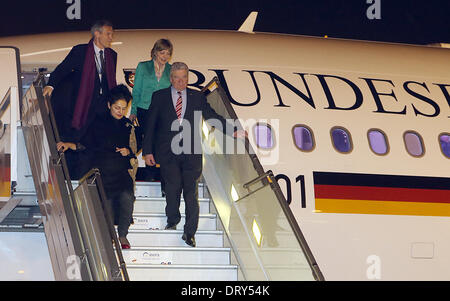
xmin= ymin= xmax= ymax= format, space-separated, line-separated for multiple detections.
xmin=1 ymin=28 xmax=449 ymax=280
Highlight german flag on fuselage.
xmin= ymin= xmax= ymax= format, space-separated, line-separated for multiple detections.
xmin=313 ymin=172 xmax=450 ymax=217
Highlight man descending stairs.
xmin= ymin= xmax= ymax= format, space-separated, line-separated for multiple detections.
xmin=122 ymin=181 xmax=238 ymax=281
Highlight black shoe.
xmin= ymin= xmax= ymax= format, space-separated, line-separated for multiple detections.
xmin=182 ymin=233 xmax=196 ymax=247
xmin=165 ymin=223 xmax=177 ymax=230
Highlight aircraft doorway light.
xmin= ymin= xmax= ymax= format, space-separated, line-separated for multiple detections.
xmin=252 ymin=218 xmax=262 ymax=247
xmin=231 ymin=184 xmax=239 ymax=202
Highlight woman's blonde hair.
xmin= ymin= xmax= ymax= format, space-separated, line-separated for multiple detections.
xmin=151 ymin=39 xmax=173 ymax=59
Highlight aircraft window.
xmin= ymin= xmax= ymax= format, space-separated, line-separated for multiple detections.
xmin=253 ymin=123 xmax=274 ymax=149
xmin=292 ymin=125 xmax=315 ymax=152
xmin=439 ymin=134 xmax=450 ymax=158
xmin=331 ymin=127 xmax=353 ymax=153
xmin=404 ymin=131 xmax=425 ymax=157
xmin=368 ymin=129 xmax=389 ymax=155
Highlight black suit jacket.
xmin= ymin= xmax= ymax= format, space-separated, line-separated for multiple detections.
xmin=143 ymin=87 xmax=234 ymax=169
xmin=48 ymin=43 xmax=117 ymax=141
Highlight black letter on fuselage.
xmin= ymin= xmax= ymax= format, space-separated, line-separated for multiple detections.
xmin=433 ymin=83 xmax=450 ymax=118
xmin=404 ymin=81 xmax=440 ymax=117
xmin=257 ymin=71 xmax=315 ymax=108
xmin=188 ymin=69 xmax=206 ymax=90
xmin=312 ymin=74 xmax=363 ymax=110
xmin=361 ymin=78 xmax=407 ymax=115
xmin=209 ymin=69 xmax=261 ymax=106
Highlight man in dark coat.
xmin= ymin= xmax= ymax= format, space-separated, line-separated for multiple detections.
xmin=142 ymin=62 xmax=246 ymax=247
xmin=43 ymin=20 xmax=117 ymax=179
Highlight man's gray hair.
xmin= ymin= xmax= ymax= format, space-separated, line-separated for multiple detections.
xmin=170 ymin=62 xmax=189 ymax=77
xmin=91 ymin=20 xmax=113 ymax=37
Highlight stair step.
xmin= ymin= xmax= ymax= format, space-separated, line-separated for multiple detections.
xmin=134 ymin=197 xmax=210 ymax=214
xmin=135 ymin=181 xmax=205 ymax=198
xmin=73 ymin=181 xmax=207 ymax=201
xmin=131 ymin=213 xmax=217 ymax=231
xmin=127 ymin=264 xmax=238 ymax=281
xmin=126 ymin=229 xmax=224 ymax=248
xmin=122 ymin=246 xmax=231 ymax=265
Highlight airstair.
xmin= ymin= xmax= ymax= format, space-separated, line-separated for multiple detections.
xmin=0 ymin=46 xmax=323 ymax=281
xmin=123 ymin=182 xmax=238 ymax=281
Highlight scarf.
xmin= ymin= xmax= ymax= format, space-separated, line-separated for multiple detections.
xmin=71 ymin=38 xmax=117 ymax=130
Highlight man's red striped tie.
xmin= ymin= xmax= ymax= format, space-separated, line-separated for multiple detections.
xmin=176 ymin=91 xmax=182 ymax=120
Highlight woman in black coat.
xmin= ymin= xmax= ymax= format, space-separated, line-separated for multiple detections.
xmin=58 ymin=84 xmax=139 ymax=249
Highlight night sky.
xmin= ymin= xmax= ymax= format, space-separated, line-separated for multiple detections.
xmin=0 ymin=0 xmax=449 ymax=45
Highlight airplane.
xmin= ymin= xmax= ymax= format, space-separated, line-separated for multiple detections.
xmin=0 ymin=13 xmax=449 ymax=281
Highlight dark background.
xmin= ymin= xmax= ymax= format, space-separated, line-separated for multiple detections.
xmin=0 ymin=0 xmax=449 ymax=45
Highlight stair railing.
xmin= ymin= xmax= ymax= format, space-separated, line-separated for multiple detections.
xmin=200 ymin=77 xmax=324 ymax=281
xmin=20 ymin=73 xmax=128 ymax=280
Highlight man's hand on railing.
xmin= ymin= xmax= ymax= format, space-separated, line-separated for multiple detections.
xmin=57 ymin=141 xmax=76 ymax=152
xmin=43 ymin=86 xmax=54 ymax=97
xmin=116 ymin=147 xmax=130 ymax=157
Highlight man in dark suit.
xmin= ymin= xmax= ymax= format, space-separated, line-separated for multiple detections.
xmin=143 ymin=62 xmax=245 ymax=247
xmin=43 ymin=20 xmax=117 ymax=179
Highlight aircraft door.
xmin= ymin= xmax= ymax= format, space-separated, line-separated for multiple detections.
xmin=0 ymin=47 xmax=21 ymax=199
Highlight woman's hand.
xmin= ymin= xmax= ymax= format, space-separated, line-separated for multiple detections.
xmin=116 ymin=147 xmax=130 ymax=157
xmin=129 ymin=114 xmax=137 ymax=123
xmin=57 ymin=142 xmax=76 ymax=152
xmin=43 ymin=86 xmax=54 ymax=97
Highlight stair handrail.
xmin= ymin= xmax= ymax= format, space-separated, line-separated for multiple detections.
xmin=0 ymin=87 xmax=11 ymax=121
xmin=78 ymin=168 xmax=130 ymax=281
xmin=0 ymin=88 xmax=11 ymax=142
xmin=20 ymin=73 xmax=127 ymax=280
xmin=201 ymin=77 xmax=324 ymax=281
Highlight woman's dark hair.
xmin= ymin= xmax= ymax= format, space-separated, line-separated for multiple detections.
xmin=108 ymin=84 xmax=132 ymax=105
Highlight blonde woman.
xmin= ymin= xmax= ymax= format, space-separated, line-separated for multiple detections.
xmin=131 ymin=39 xmax=173 ymax=186
xmin=130 ymin=38 xmax=173 ymax=127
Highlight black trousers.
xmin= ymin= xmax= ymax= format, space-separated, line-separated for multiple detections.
xmin=106 ymin=188 xmax=135 ymax=238
xmin=160 ymin=154 xmax=202 ymax=236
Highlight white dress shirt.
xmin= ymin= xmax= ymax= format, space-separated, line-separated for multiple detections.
xmin=93 ymin=43 xmax=104 ymax=80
